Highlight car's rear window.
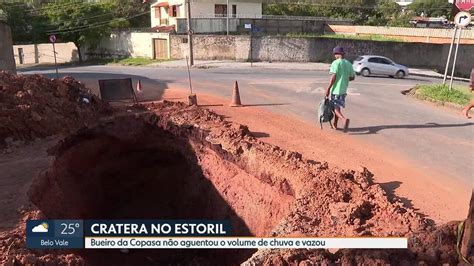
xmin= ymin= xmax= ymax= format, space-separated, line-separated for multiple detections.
xmin=355 ymin=56 xmax=364 ymax=61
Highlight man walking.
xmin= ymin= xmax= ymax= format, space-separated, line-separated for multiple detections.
xmin=325 ymin=46 xmax=355 ymax=131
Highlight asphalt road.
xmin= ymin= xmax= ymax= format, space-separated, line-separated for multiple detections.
xmin=21 ymin=65 xmax=474 ymax=187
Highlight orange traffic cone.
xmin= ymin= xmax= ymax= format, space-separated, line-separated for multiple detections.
xmin=230 ymin=81 xmax=242 ymax=107
xmin=136 ymin=80 xmax=142 ymax=93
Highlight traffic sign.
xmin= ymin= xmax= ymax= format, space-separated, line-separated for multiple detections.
xmin=455 ymin=0 xmax=474 ymax=11
xmin=49 ymin=34 xmax=57 ymax=43
xmin=244 ymin=24 xmax=252 ymax=29
xmin=454 ymin=11 xmax=472 ymax=27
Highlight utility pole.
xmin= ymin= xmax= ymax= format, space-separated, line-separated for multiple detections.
xmin=226 ymin=0 xmax=229 ymax=35
xmin=186 ymin=0 xmax=194 ymax=66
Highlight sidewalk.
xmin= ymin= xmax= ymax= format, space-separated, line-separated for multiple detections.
xmin=153 ymin=60 xmax=470 ymax=82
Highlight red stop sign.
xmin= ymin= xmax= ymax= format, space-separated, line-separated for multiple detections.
xmin=456 ymin=0 xmax=474 ymax=11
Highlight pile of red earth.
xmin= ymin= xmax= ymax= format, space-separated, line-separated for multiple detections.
xmin=0 ymin=71 xmax=110 ymax=146
xmin=0 ymin=101 xmax=471 ymax=265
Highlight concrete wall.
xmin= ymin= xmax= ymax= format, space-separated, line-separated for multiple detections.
xmin=176 ymin=18 xmax=239 ymax=33
xmin=251 ymin=37 xmax=474 ymax=76
xmin=0 ymin=22 xmax=16 ymax=73
xmin=175 ymin=17 xmax=327 ymax=34
xmin=170 ymin=34 xmax=249 ymax=60
xmin=327 ymin=25 xmax=474 ymax=44
xmin=170 ymin=35 xmax=474 ymax=76
xmin=239 ymin=18 xmax=326 ymax=34
xmin=13 ymin=42 xmax=78 ymax=65
xmin=86 ymin=32 xmax=171 ymax=59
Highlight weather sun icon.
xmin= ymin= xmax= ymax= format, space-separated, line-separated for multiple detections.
xmin=32 ymin=222 xmax=49 ymax=233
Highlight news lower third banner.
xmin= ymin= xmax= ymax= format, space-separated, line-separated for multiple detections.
xmin=26 ymin=220 xmax=407 ymax=249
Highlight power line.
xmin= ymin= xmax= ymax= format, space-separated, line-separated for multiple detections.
xmin=44 ymin=5 xmax=149 ymax=31
xmin=262 ymin=2 xmax=453 ymax=11
xmin=45 ymin=9 xmax=116 ymax=29
xmin=27 ymin=1 xmax=104 ymax=14
xmin=0 ymin=1 xmax=105 ymax=15
xmin=46 ymin=9 xmax=150 ymax=34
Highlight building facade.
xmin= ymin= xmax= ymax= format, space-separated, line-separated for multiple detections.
xmin=150 ymin=0 xmax=263 ymax=28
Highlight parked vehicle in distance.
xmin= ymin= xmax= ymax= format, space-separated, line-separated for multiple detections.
xmin=409 ymin=16 xmax=451 ymax=28
xmin=353 ymin=55 xmax=409 ymax=79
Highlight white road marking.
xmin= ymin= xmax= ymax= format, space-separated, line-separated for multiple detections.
xmin=309 ymin=87 xmax=325 ymax=94
xmin=249 ymin=79 xmax=327 ymax=85
xmin=347 ymin=88 xmax=361 ymax=96
xmin=352 ymin=81 xmax=410 ymax=87
xmin=297 ymin=87 xmax=361 ymax=96
xmin=249 ymin=80 xmax=409 ymax=88
xmin=251 ymin=80 xmax=364 ymax=96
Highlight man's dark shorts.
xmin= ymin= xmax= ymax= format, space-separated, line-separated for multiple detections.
xmin=330 ymin=94 xmax=347 ymax=108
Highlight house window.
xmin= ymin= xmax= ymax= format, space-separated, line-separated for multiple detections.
xmin=215 ymin=4 xmax=227 ymax=17
xmin=232 ymin=5 xmax=236 ymax=18
xmin=168 ymin=5 xmax=177 ymax=17
xmin=154 ymin=7 xmax=160 ymax=19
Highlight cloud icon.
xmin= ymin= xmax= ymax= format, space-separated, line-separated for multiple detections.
xmin=32 ymin=223 xmax=49 ymax=233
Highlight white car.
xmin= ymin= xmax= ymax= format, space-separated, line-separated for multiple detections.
xmin=353 ymin=55 xmax=409 ymax=79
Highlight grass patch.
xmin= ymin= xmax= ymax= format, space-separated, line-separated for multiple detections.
xmin=285 ymin=33 xmax=404 ymax=42
xmin=415 ymin=84 xmax=473 ymax=105
xmin=78 ymin=58 xmax=117 ymax=65
xmin=115 ymin=57 xmax=164 ymax=66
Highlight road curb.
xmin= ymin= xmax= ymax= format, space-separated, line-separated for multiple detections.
xmin=410 ymin=73 xmax=470 ymax=82
xmin=402 ymin=87 xmax=465 ymax=113
xmin=153 ymin=63 xmax=330 ymax=72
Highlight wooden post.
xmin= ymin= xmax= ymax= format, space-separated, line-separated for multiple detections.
xmin=461 ymin=190 xmax=474 ymax=260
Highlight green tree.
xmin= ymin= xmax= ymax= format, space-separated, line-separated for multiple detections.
xmin=366 ymin=0 xmax=402 ymax=26
xmin=43 ymin=1 xmax=117 ymax=62
xmin=377 ymin=0 xmax=401 ymax=19
xmin=97 ymin=0 xmax=150 ymax=28
xmin=111 ymin=0 xmax=150 ymax=28
xmin=263 ymin=0 xmax=379 ymax=25
xmin=388 ymin=12 xmax=413 ymax=27
xmin=0 ymin=2 xmax=43 ymax=44
xmin=409 ymin=0 xmax=452 ymax=17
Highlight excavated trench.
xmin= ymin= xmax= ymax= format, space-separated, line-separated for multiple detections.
xmin=25 ymin=102 xmax=468 ymax=265
xmin=27 ymin=113 xmax=294 ymax=265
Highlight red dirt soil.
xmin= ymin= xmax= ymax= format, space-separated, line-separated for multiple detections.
xmin=157 ymin=89 xmax=471 ymax=224
xmin=0 ymin=75 xmax=472 ymax=265
xmin=0 ymin=72 xmax=110 ymax=146
xmin=2 ymin=101 xmax=466 ymax=265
